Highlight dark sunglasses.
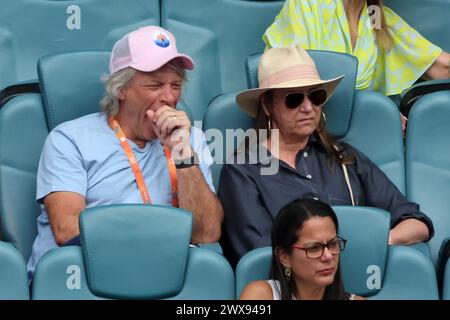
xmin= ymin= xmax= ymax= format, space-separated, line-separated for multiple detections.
xmin=284 ymin=89 xmax=328 ymax=109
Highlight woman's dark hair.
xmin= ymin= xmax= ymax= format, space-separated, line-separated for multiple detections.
xmin=271 ymin=198 xmax=347 ymax=300
xmin=255 ymin=91 xmax=354 ymax=169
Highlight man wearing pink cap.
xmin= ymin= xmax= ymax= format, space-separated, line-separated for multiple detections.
xmin=27 ymin=26 xmax=223 ymax=277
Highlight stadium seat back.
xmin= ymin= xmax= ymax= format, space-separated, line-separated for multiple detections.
xmin=0 ymin=241 xmax=30 ymax=300
xmin=161 ymin=0 xmax=284 ymax=121
xmin=31 ymin=246 xmax=101 ymax=300
xmin=344 ymin=90 xmax=405 ymax=193
xmin=235 ymin=247 xmax=272 ymax=298
xmin=202 ymin=93 xmax=254 ymax=190
xmin=369 ymin=246 xmax=438 ymax=300
xmin=399 ymin=79 xmax=450 ymax=117
xmin=32 ymin=205 xmax=235 ymax=299
xmin=80 ymin=204 xmax=193 ymax=299
xmin=334 ymin=206 xmax=389 ymax=296
xmin=0 ymin=94 xmax=48 ymax=259
xmin=38 ymin=51 xmax=111 ymax=130
xmin=406 ymin=91 xmax=450 ymax=265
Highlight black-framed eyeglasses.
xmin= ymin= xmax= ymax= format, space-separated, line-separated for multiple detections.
xmin=284 ymin=89 xmax=328 ymax=109
xmin=292 ymin=236 xmax=347 ymax=259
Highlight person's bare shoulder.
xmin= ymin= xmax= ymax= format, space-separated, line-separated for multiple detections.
xmin=240 ymin=280 xmax=274 ymax=300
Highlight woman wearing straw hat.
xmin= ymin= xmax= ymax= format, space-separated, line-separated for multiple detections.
xmin=218 ymin=45 xmax=433 ymax=267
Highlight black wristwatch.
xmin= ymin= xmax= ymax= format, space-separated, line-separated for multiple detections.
xmin=174 ymin=152 xmax=199 ymax=169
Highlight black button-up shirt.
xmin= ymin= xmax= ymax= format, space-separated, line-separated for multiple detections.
xmin=218 ymin=136 xmax=434 ymax=267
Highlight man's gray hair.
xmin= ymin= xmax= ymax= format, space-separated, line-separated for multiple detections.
xmin=100 ymin=67 xmax=136 ymax=117
xmin=100 ymin=58 xmax=187 ymax=118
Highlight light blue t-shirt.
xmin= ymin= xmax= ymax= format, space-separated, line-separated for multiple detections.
xmin=27 ymin=112 xmax=215 ymax=275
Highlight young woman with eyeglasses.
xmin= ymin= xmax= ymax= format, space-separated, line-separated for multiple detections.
xmin=241 ymin=199 xmax=362 ymax=300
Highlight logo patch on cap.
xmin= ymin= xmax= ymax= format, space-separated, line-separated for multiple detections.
xmin=153 ymin=31 xmax=171 ymax=48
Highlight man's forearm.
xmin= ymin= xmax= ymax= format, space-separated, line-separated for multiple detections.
xmin=176 ymin=166 xmax=223 ymax=243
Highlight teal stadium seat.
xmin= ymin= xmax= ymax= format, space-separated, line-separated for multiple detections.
xmin=384 ymin=0 xmax=450 ymax=52
xmin=38 ymin=52 xmax=111 ymax=130
xmin=0 ymin=51 xmax=195 ymax=260
xmin=0 ymin=93 xmax=47 ymax=260
xmin=32 ymin=205 xmax=235 ymax=299
xmin=235 ymin=247 xmax=271 ymax=298
xmin=406 ymin=91 xmax=450 ymax=266
xmin=0 ymin=241 xmax=29 ymax=299
xmin=235 ymin=207 xmax=439 ymax=299
xmin=204 ymin=51 xmax=405 ymax=193
xmin=161 ymin=0 xmax=284 ymax=121
xmin=0 ymin=0 xmax=160 ymax=102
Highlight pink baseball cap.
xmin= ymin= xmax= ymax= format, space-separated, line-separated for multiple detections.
xmin=109 ymin=25 xmax=195 ymax=74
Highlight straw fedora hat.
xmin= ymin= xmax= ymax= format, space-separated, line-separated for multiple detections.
xmin=236 ymin=45 xmax=344 ymax=118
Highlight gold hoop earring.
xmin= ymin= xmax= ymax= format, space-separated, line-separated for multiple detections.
xmin=321 ymin=111 xmax=327 ymax=126
xmin=284 ymin=267 xmax=291 ymax=281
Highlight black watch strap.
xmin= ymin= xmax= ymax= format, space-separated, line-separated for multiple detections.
xmin=174 ymin=152 xmax=199 ymax=169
